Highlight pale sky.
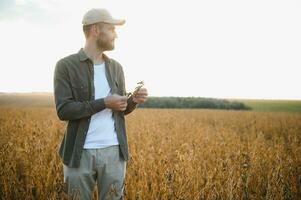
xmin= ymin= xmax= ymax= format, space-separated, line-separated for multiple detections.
xmin=0 ymin=0 xmax=300 ymax=99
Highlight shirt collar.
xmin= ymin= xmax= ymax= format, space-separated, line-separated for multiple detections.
xmin=78 ymin=48 xmax=111 ymax=64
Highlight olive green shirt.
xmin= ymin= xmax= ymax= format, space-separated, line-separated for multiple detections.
xmin=53 ymin=49 xmax=137 ymax=168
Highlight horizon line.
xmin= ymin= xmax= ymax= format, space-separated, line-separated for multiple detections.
xmin=0 ymin=91 xmax=300 ymax=101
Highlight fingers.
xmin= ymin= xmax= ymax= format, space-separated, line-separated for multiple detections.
xmin=134 ymin=96 xmax=147 ymax=102
xmin=118 ymin=96 xmax=127 ymax=111
xmin=106 ymin=91 xmax=148 ymax=110
xmin=133 ymin=88 xmax=148 ymax=97
xmin=118 ymin=101 xmax=127 ymax=111
xmin=133 ymin=89 xmax=148 ymax=104
xmin=105 ymin=94 xmax=128 ymax=111
xmin=120 ymin=96 xmax=128 ymax=102
xmin=132 ymin=87 xmax=148 ymax=104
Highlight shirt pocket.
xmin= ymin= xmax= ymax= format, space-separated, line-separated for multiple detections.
xmin=71 ymin=83 xmax=89 ymax=101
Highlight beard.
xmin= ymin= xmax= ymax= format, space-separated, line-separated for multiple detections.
xmin=96 ymin=35 xmax=114 ymax=51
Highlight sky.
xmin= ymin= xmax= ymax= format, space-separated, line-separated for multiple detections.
xmin=0 ymin=0 xmax=300 ymax=99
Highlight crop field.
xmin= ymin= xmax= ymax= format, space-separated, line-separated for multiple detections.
xmin=239 ymin=99 xmax=301 ymax=112
xmin=0 ymin=99 xmax=301 ymax=199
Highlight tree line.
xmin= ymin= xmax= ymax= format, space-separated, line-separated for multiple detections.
xmin=0 ymin=94 xmax=252 ymax=110
xmin=137 ymin=97 xmax=252 ymax=110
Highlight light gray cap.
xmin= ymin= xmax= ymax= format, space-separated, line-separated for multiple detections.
xmin=82 ymin=8 xmax=125 ymax=26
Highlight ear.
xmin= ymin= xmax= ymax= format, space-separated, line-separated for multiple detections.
xmin=91 ymin=24 xmax=100 ymax=37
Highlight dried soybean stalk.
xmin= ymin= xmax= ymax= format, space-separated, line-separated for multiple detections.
xmin=127 ymin=81 xmax=144 ymax=99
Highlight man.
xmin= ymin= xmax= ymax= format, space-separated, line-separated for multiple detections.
xmin=53 ymin=8 xmax=148 ymax=200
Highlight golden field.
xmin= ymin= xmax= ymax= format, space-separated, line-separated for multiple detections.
xmin=0 ymin=106 xmax=300 ymax=200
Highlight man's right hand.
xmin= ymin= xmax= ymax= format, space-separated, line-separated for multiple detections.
xmin=104 ymin=94 xmax=128 ymax=111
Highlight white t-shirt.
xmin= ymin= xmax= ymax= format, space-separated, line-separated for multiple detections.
xmin=83 ymin=62 xmax=119 ymax=149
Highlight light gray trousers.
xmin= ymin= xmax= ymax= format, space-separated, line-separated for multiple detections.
xmin=63 ymin=145 xmax=126 ymax=200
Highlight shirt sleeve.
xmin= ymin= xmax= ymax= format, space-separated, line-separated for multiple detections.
xmin=53 ymin=59 xmax=106 ymax=121
xmin=117 ymin=63 xmax=138 ymax=115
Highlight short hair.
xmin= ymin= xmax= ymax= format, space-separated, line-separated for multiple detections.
xmin=83 ymin=24 xmax=93 ymax=38
xmin=83 ymin=23 xmax=104 ymax=38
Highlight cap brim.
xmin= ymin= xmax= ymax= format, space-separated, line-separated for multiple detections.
xmin=104 ymin=19 xmax=126 ymax=26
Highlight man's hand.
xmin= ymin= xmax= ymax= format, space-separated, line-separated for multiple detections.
xmin=132 ymin=88 xmax=148 ymax=104
xmin=104 ymin=94 xmax=128 ymax=111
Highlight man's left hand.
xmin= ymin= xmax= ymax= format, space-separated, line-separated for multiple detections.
xmin=132 ymin=88 xmax=148 ymax=104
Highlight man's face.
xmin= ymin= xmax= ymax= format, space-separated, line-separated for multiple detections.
xmin=95 ymin=23 xmax=117 ymax=51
